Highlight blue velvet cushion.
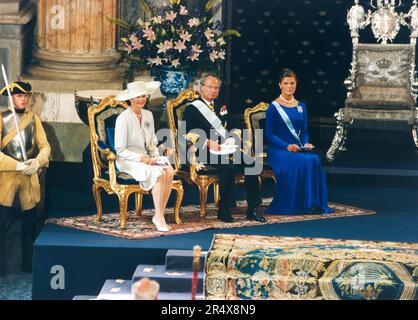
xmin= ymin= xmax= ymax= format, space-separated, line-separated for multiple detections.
xmin=106 ymin=127 xmax=116 ymax=152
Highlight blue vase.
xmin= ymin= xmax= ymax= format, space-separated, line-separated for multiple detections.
xmin=153 ymin=67 xmax=194 ymax=101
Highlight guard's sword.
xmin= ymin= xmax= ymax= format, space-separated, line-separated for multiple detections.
xmin=1 ymin=64 xmax=28 ymax=161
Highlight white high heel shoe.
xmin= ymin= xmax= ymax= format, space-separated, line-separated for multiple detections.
xmin=152 ymin=217 xmax=171 ymax=232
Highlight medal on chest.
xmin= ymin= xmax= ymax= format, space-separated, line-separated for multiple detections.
xmin=220 ymin=105 xmax=228 ymax=116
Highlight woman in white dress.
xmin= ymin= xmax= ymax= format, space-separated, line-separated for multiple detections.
xmin=115 ymin=81 xmax=174 ymax=232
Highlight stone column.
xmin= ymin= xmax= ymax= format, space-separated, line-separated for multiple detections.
xmin=26 ymin=0 xmax=121 ymax=81
xmin=0 ymin=0 xmax=36 ymax=106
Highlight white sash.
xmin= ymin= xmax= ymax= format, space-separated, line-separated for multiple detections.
xmin=190 ymin=100 xmax=227 ymax=138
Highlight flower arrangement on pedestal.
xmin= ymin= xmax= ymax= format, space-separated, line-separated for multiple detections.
xmin=109 ymin=0 xmax=240 ymax=80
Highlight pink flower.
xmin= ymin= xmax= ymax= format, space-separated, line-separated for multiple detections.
xmin=207 ymin=39 xmax=217 ymax=47
xmin=180 ymin=5 xmax=189 ymax=15
xmin=188 ymin=52 xmax=200 ymax=61
xmin=166 ymin=11 xmax=177 ymax=22
xmin=204 ymin=28 xmax=215 ymax=40
xmin=171 ymin=59 xmax=181 ymax=68
xmin=174 ymin=40 xmax=187 ymax=53
xmin=147 ymin=56 xmax=163 ymax=66
xmin=132 ymin=39 xmax=144 ymax=50
xmin=191 ymin=44 xmax=203 ymax=53
xmin=152 ymin=16 xmax=163 ymax=24
xmin=218 ymin=50 xmax=226 ymax=60
xmin=188 ymin=18 xmax=200 ymax=28
xmin=143 ymin=28 xmax=156 ymax=42
xmin=129 ymin=34 xmax=139 ymax=43
xmin=209 ymin=51 xmax=219 ymax=62
xmin=180 ymin=31 xmax=192 ymax=42
xmin=157 ymin=40 xmax=173 ymax=53
xmin=126 ymin=45 xmax=134 ymax=54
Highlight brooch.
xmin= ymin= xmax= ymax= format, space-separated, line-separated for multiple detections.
xmin=220 ymin=105 xmax=228 ymax=116
xmin=297 ymin=106 xmax=303 ymax=113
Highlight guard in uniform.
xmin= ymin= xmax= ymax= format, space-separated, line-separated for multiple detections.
xmin=0 ymin=82 xmax=51 ymax=275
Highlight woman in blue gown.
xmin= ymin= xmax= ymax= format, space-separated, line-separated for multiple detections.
xmin=265 ymin=69 xmax=334 ymax=215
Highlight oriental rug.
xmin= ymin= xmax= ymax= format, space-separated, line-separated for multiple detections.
xmin=46 ymin=199 xmax=375 ymax=240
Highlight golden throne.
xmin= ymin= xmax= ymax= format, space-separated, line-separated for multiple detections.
xmin=87 ymin=96 xmax=184 ymax=228
xmin=326 ymin=1 xmax=418 ymax=161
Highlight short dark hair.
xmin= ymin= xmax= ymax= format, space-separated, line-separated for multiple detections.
xmin=200 ymin=73 xmax=222 ymax=86
xmin=278 ymin=68 xmax=298 ymax=83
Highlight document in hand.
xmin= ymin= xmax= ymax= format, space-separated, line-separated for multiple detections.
xmin=209 ymin=143 xmax=238 ymax=155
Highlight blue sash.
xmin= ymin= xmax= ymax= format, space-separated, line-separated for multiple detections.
xmin=272 ymin=101 xmax=303 ymax=147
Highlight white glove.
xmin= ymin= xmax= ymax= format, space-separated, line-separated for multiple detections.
xmin=16 ymin=162 xmax=28 ymax=172
xmin=23 ymin=159 xmax=40 ymax=176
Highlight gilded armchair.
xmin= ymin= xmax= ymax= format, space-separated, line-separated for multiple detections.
xmin=327 ymin=1 xmax=418 ymax=161
xmin=167 ymin=89 xmax=222 ymax=218
xmin=244 ymin=102 xmax=275 ymax=183
xmin=88 ymin=96 xmax=184 ymax=228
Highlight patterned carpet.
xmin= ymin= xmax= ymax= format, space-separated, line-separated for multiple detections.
xmin=46 ymin=199 xmax=375 ymax=240
xmin=205 ymin=234 xmax=418 ymax=300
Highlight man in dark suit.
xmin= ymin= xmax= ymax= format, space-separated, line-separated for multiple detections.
xmin=182 ymin=73 xmax=266 ymax=223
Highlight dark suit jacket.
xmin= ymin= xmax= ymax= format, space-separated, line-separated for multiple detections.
xmin=182 ymin=98 xmax=241 ymax=165
xmin=183 ymin=98 xmax=239 ymax=143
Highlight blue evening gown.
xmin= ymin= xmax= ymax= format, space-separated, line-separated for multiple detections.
xmin=265 ymin=101 xmax=334 ymax=215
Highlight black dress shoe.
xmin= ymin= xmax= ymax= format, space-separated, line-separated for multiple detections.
xmin=246 ymin=210 xmax=267 ymax=223
xmin=217 ymin=210 xmax=235 ymax=223
xmin=247 ymin=204 xmax=267 ymax=223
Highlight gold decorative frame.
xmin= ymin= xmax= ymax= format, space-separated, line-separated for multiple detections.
xmin=88 ymin=96 xmax=184 ymax=229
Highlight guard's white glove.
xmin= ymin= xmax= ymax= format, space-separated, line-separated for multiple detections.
xmin=16 ymin=162 xmax=28 ymax=172
xmin=23 ymin=159 xmax=40 ymax=176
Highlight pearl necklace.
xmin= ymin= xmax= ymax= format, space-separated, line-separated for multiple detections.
xmin=131 ymin=108 xmax=142 ymax=118
xmin=280 ymin=95 xmax=295 ymax=104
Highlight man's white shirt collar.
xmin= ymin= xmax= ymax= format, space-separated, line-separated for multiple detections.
xmin=202 ymin=98 xmax=214 ymax=107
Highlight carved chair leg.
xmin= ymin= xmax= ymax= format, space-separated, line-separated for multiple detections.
xmin=213 ymin=182 xmax=219 ymax=207
xmin=198 ymin=183 xmax=210 ymax=219
xmin=326 ymin=108 xmax=351 ymax=162
xmin=93 ymin=184 xmax=103 ymax=224
xmin=135 ymin=192 xmax=143 ymax=217
xmin=117 ymin=192 xmax=129 ymax=229
xmin=412 ymin=125 xmax=418 ymax=148
xmin=172 ymin=181 xmax=184 ymax=224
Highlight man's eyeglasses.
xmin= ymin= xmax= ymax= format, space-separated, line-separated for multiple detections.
xmin=202 ymin=85 xmax=220 ymax=90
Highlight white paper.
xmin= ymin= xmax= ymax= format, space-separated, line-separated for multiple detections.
xmin=209 ymin=143 xmax=238 ymax=155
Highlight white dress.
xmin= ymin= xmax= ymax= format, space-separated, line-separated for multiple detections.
xmin=115 ymin=108 xmax=164 ymax=191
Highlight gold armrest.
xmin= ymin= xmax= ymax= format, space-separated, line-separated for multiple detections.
xmin=184 ymin=132 xmax=200 ymax=146
xmin=96 ymin=143 xmax=118 ymax=185
xmin=97 ymin=144 xmax=116 ymax=161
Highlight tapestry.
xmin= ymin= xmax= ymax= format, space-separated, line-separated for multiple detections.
xmin=205 ymin=234 xmax=418 ymax=300
xmin=46 ymin=199 xmax=374 ymax=240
